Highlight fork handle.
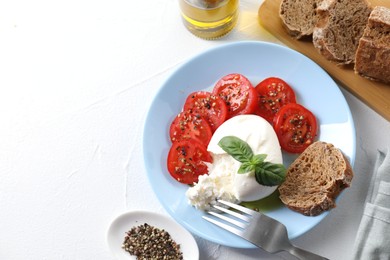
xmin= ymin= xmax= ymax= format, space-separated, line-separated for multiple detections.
xmin=286 ymin=245 xmax=329 ymax=260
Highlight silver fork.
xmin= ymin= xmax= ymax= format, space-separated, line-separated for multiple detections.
xmin=203 ymin=200 xmax=329 ymax=260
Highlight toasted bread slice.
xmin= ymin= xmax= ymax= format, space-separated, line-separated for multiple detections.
xmin=279 ymin=0 xmax=323 ymax=39
xmin=278 ymin=141 xmax=353 ymax=216
xmin=313 ymin=0 xmax=372 ymax=64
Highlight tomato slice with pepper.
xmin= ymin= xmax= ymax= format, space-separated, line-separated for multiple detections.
xmin=212 ymin=73 xmax=258 ymax=119
xmin=167 ymin=139 xmax=213 ymax=184
xmin=169 ymin=110 xmax=213 ymax=146
xmin=273 ymin=103 xmax=317 ymax=153
xmin=183 ymin=91 xmax=228 ymax=132
xmin=255 ymin=77 xmax=297 ymax=124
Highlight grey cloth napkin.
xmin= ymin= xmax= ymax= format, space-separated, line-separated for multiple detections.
xmin=352 ymin=148 xmax=390 ymax=260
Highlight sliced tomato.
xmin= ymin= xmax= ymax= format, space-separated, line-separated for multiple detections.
xmin=169 ymin=110 xmax=213 ymax=146
xmin=212 ymin=73 xmax=258 ymax=118
xmin=183 ymin=91 xmax=228 ymax=132
xmin=273 ymin=103 xmax=317 ymax=153
xmin=255 ymin=77 xmax=297 ymax=123
xmin=167 ymin=139 xmax=213 ymax=184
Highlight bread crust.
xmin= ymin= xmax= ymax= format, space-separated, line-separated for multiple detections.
xmin=278 ymin=141 xmax=353 ymax=216
xmin=354 ymin=6 xmax=390 ymax=84
xmin=313 ymin=0 xmax=372 ymax=64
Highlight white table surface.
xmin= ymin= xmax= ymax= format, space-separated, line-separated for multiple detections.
xmin=1 ymin=0 xmax=389 ymax=259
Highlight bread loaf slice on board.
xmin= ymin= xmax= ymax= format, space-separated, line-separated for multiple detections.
xmin=278 ymin=141 xmax=353 ymax=216
xmin=279 ymin=0 xmax=323 ymax=39
xmin=313 ymin=0 xmax=372 ymax=64
xmin=354 ymin=6 xmax=390 ymax=84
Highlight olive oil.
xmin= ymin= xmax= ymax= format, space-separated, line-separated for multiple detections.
xmin=240 ymin=190 xmax=283 ymax=213
xmin=179 ymin=0 xmax=239 ymax=39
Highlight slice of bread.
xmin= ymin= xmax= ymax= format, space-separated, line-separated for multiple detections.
xmin=354 ymin=6 xmax=390 ymax=84
xmin=313 ymin=0 xmax=372 ymax=64
xmin=279 ymin=0 xmax=323 ymax=39
xmin=278 ymin=141 xmax=353 ymax=216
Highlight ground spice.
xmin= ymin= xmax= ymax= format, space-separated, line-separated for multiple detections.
xmin=122 ymin=223 xmax=184 ymax=260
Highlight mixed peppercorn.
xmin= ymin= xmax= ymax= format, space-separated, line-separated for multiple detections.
xmin=122 ymin=223 xmax=183 ymax=260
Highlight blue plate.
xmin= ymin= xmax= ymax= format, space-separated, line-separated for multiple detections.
xmin=142 ymin=41 xmax=356 ymax=248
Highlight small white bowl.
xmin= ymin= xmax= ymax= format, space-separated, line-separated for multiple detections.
xmin=107 ymin=210 xmax=199 ymax=260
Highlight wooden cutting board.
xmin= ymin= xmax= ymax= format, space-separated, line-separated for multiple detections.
xmin=258 ymin=0 xmax=390 ymax=121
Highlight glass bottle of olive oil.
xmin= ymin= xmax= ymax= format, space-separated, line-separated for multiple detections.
xmin=179 ymin=0 xmax=239 ymax=39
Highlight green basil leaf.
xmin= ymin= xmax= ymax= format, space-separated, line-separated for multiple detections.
xmin=251 ymin=154 xmax=267 ymax=165
xmin=264 ymin=162 xmax=286 ymax=177
xmin=255 ymin=162 xmax=286 ymax=186
xmin=218 ymin=136 xmax=253 ymax=163
xmin=238 ymin=161 xmax=255 ymax=174
xmin=218 ymin=135 xmax=286 ymax=187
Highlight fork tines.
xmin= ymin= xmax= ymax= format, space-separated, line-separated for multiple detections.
xmin=202 ymin=200 xmax=256 ymax=237
xmin=217 ymin=199 xmax=256 ymax=216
